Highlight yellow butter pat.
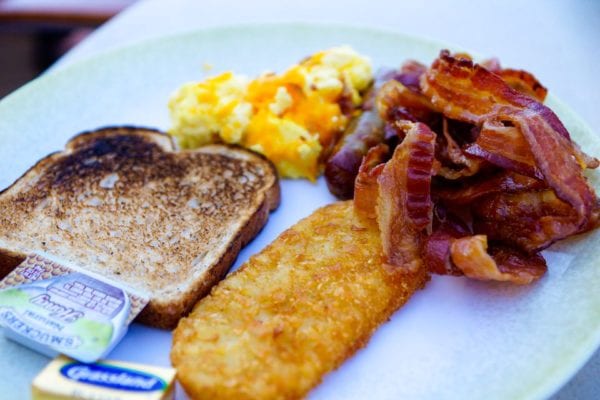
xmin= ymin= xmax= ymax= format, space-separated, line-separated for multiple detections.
xmin=32 ymin=356 xmax=176 ymax=400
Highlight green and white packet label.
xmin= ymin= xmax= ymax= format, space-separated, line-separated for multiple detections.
xmin=0 ymin=254 xmax=149 ymax=363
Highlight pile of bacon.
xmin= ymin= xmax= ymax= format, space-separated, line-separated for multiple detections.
xmin=354 ymin=50 xmax=600 ymax=284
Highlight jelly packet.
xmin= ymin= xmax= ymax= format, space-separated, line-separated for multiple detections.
xmin=0 ymin=253 xmax=149 ymax=363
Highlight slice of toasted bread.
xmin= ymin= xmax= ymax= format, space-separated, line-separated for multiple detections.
xmin=0 ymin=126 xmax=280 ymax=329
xmin=172 ymin=201 xmax=429 ymax=399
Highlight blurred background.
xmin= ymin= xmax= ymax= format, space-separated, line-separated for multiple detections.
xmin=0 ymin=0 xmax=136 ymax=98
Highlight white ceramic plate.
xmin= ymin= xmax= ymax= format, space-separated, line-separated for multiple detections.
xmin=1 ymin=24 xmax=599 ymax=400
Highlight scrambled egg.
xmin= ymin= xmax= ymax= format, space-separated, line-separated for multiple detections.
xmin=168 ymin=46 xmax=372 ymax=180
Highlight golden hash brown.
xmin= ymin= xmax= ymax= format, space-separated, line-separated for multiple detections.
xmin=171 ymin=201 xmax=429 ymax=399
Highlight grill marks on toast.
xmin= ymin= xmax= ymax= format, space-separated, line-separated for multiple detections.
xmin=0 ymin=127 xmax=280 ymax=328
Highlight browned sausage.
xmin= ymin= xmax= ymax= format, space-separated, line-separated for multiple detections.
xmin=325 ymin=69 xmax=395 ymax=199
xmin=325 ymin=111 xmax=385 ymax=198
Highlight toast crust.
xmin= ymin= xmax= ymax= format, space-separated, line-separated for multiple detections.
xmin=0 ymin=126 xmax=280 ymax=329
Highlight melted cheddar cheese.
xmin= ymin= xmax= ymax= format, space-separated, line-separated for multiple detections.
xmin=168 ymin=46 xmax=372 ymax=180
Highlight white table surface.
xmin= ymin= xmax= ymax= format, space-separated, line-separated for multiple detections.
xmin=48 ymin=0 xmax=599 ymax=398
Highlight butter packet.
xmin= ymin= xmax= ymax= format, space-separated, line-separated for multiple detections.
xmin=0 ymin=253 xmax=149 ymax=363
xmin=32 ymin=355 xmax=176 ymax=400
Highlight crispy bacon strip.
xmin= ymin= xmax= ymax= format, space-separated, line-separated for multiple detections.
xmin=423 ymin=210 xmax=547 ymax=283
xmin=423 ymin=51 xmax=599 ymax=171
xmin=436 ymin=118 xmax=484 ymax=179
xmin=420 ymin=50 xmax=569 ymax=137
xmin=473 ymin=189 xmax=590 ymax=251
xmin=376 ymin=80 xmax=437 ymax=126
xmin=381 ymin=60 xmax=440 ymax=125
xmin=465 ymin=119 xmax=542 ymax=179
xmin=435 ymin=171 xmax=544 ymax=205
xmin=422 ymin=209 xmax=470 ymax=275
xmin=450 ymin=235 xmax=547 ymax=284
xmin=377 ymin=122 xmax=435 ymax=271
xmin=421 ymin=51 xmax=598 ymax=246
xmin=354 ymin=144 xmax=389 ymax=220
xmin=482 ymin=58 xmax=548 ymax=101
xmin=578 ymin=146 xmax=600 ymax=170
xmin=496 ymin=69 xmax=547 ymax=101
xmin=354 ymin=51 xmax=599 ymax=285
xmin=504 ymin=110 xmax=597 ymax=231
